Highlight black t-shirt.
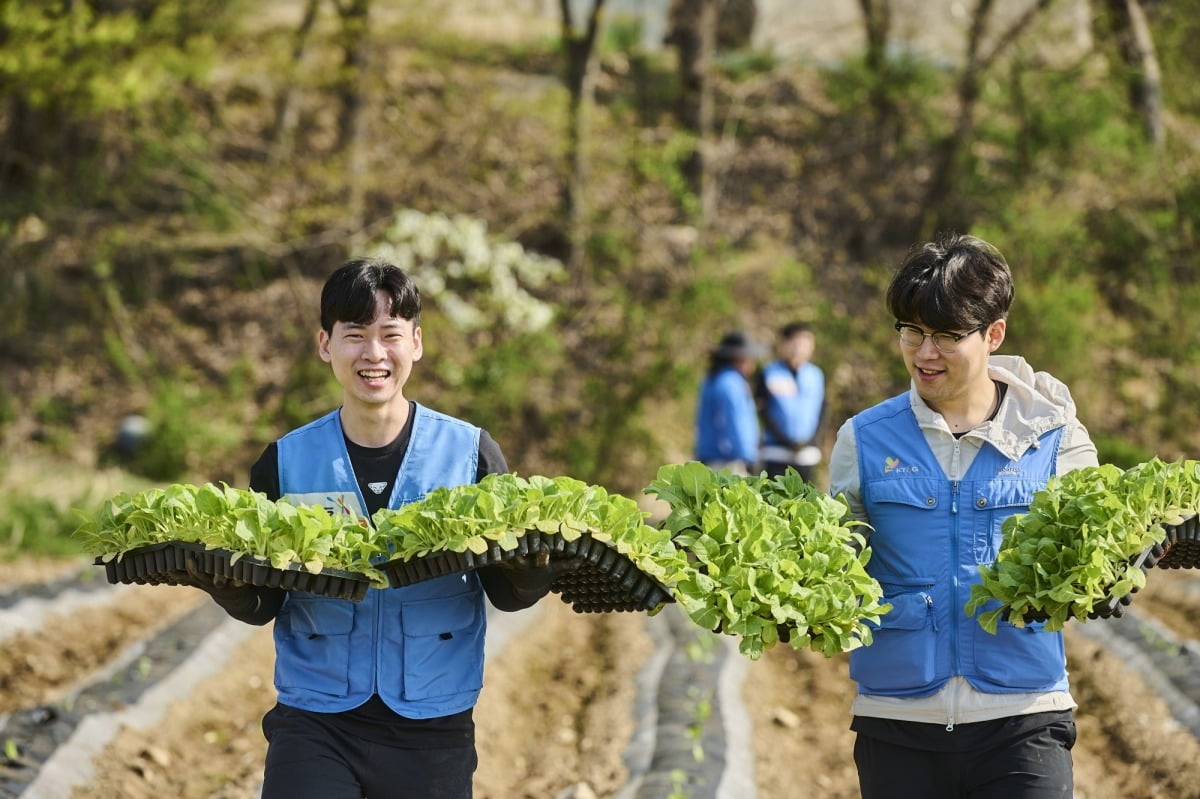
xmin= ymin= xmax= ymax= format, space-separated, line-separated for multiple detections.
xmin=248 ymin=402 xmax=508 ymax=748
xmin=248 ymin=407 xmax=508 ymax=511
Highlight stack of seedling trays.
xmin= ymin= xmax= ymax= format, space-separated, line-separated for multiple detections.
xmin=1149 ymin=514 xmax=1200 ymax=570
xmin=381 ymin=530 xmax=673 ymax=613
xmin=96 ymin=540 xmax=371 ymax=601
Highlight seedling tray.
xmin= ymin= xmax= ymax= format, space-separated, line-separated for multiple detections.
xmin=381 ymin=531 xmax=673 ymax=613
xmin=1151 ymin=514 xmax=1200 ymax=570
xmin=1018 ymin=518 xmax=1200 ymax=624
xmin=95 ymin=541 xmax=370 ymax=601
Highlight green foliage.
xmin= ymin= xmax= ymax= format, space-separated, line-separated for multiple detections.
xmin=630 ymin=129 xmax=701 ymax=221
xmin=0 ymin=1 xmax=214 ymax=113
xmin=0 ymin=494 xmax=92 ymax=559
xmin=375 ymin=472 xmax=687 ymax=587
xmin=715 ymin=48 xmax=779 ymax=82
xmin=375 ymin=466 xmax=890 ymax=659
xmin=1091 ymin=434 xmax=1156 ymax=470
xmin=601 ymin=12 xmax=643 ymax=55
xmin=967 ymin=459 xmax=1200 ymax=633
xmin=646 ymin=463 xmax=888 ymax=660
xmin=435 ymin=330 xmax=562 ymax=438
xmin=820 ymin=51 xmax=945 ymax=122
xmin=123 ymin=373 xmax=251 ymax=483
xmin=998 ymin=60 xmax=1137 ymax=171
xmin=73 ymin=482 xmax=388 ymax=584
xmin=1149 ymin=0 xmax=1200 ymax=115
xmin=1002 ymin=270 xmax=1103 ymax=391
xmin=0 ymin=0 xmax=231 ymax=198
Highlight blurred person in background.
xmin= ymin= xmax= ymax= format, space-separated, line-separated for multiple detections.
xmin=694 ymin=330 xmax=765 ymax=475
xmin=828 ymin=233 xmax=1098 ymax=799
xmin=755 ymin=321 xmax=825 ymax=482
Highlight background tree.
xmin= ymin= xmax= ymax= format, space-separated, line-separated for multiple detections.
xmin=1103 ymin=0 xmax=1164 ymax=149
xmin=3 ymin=1 xmax=1200 ymax=491
xmin=559 ymin=0 xmax=607 ymax=279
xmin=918 ymin=0 xmax=1055 ymax=237
xmin=268 ymin=0 xmax=322 ymax=165
xmin=667 ymin=0 xmax=723 ymax=229
xmin=334 ymin=0 xmax=371 ymax=250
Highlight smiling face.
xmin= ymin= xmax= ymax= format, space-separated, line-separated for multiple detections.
xmin=318 ymin=289 xmax=423 ymax=413
xmin=885 ymin=234 xmax=1016 ymax=414
xmin=901 ymin=319 xmax=1005 ymax=410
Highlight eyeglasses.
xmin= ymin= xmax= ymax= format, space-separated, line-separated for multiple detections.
xmin=894 ymin=321 xmax=986 ymax=354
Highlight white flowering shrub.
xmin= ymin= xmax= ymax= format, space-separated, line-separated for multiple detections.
xmin=371 ymin=210 xmax=563 ymax=333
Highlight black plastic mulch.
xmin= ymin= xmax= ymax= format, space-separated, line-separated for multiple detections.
xmin=0 ymin=601 xmax=229 ymax=799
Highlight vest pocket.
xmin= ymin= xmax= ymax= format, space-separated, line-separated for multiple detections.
xmin=850 ymin=586 xmax=936 ymax=693
xmin=972 ymin=618 xmax=1065 ymax=690
xmin=971 ymin=479 xmax=1040 ymax=561
xmin=275 ymin=595 xmax=355 ymax=696
xmin=399 ymin=590 xmax=484 ymax=701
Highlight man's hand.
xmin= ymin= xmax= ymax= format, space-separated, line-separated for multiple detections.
xmin=497 ymin=546 xmax=581 ymax=596
xmin=164 ymin=560 xmax=254 ymax=606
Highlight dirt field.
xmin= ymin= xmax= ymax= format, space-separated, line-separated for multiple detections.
xmin=4 ymin=556 xmax=1200 ymax=799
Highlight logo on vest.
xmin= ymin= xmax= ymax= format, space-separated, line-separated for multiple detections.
xmin=367 ymin=481 xmax=388 ymax=495
xmin=883 ymin=456 xmax=920 ymax=475
xmin=996 ymin=464 xmax=1023 ymax=476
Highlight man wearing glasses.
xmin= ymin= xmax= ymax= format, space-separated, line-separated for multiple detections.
xmin=828 ymin=233 xmax=1098 ymax=799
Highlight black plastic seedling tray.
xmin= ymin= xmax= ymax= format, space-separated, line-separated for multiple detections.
xmin=1019 ymin=516 xmax=1200 ymax=624
xmin=381 ymin=531 xmax=673 ymax=613
xmin=1151 ymin=514 xmax=1200 ymax=570
xmin=95 ymin=541 xmax=370 ymax=601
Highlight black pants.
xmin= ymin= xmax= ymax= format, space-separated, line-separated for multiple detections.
xmin=261 ymin=704 xmax=477 ymax=799
xmin=854 ymin=714 xmax=1076 ymax=799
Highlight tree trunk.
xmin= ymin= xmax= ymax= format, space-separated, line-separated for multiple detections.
xmin=1106 ymin=0 xmax=1164 ymax=149
xmin=860 ymin=0 xmax=895 ymax=155
xmin=559 ymin=0 xmax=606 ymax=281
xmin=268 ymin=0 xmax=322 ymax=165
xmin=853 ymin=0 xmax=895 ymax=255
xmin=670 ymin=0 xmax=722 ymax=229
xmin=917 ymin=0 xmax=1053 ymax=238
xmin=334 ymin=0 xmax=370 ymax=249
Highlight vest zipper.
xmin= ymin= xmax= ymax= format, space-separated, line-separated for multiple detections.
xmin=945 ymin=676 xmax=958 ymax=731
xmin=950 ymin=479 xmax=961 ymax=678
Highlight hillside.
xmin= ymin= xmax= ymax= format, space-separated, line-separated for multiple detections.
xmin=2 ymin=0 xmax=1199 ymax=498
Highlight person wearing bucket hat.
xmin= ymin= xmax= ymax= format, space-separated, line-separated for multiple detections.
xmin=694 ymin=330 xmax=765 ymax=474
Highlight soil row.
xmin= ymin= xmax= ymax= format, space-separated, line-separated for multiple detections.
xmin=5 ymin=562 xmax=1200 ymax=798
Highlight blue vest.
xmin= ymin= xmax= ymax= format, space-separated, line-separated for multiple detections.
xmin=848 ymin=393 xmax=1067 ymax=698
xmin=760 ymin=360 xmax=823 ymax=447
xmin=272 ymin=403 xmax=485 ymax=718
xmin=695 ymin=366 xmax=760 ymax=464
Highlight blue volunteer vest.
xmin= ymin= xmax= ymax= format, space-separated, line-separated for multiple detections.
xmin=849 ymin=393 xmax=1068 ymax=698
xmin=272 ymin=403 xmax=485 ymax=718
xmin=695 ymin=366 xmax=760 ymax=464
xmin=760 ymin=360 xmax=823 ymax=448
